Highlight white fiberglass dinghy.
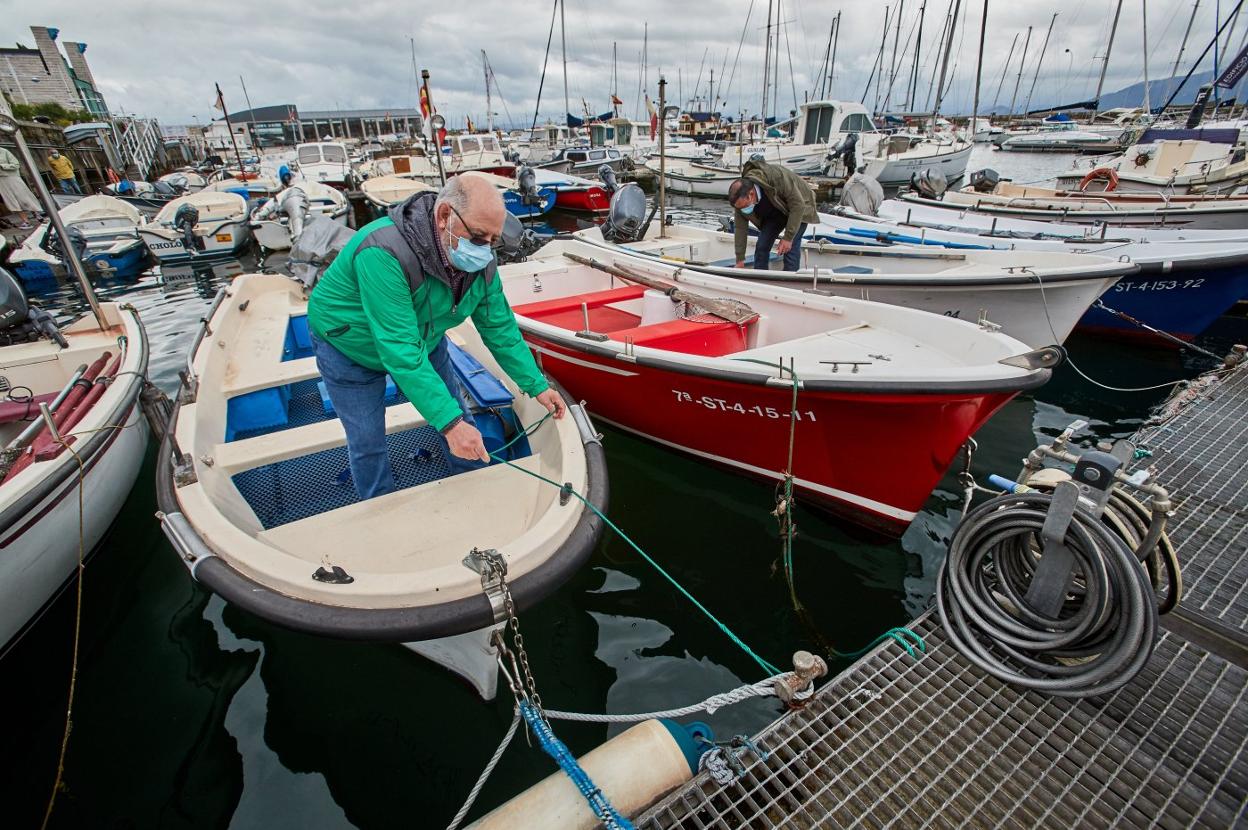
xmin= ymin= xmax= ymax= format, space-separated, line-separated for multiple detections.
xmin=156 ymin=274 xmax=606 ymax=696
xmin=0 ymin=266 xmax=149 ymax=652
xmin=139 ymin=191 xmax=252 ymax=262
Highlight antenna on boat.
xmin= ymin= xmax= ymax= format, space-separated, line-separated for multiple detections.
xmin=0 ymin=104 xmax=107 ymax=331
xmin=658 ymin=75 xmax=667 ymax=239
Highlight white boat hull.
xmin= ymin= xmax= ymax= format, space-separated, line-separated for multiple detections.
xmin=0 ymin=408 xmax=147 ymax=649
xmin=140 ymin=219 xmax=252 ymax=262
xmin=864 ymin=143 xmax=973 ymax=185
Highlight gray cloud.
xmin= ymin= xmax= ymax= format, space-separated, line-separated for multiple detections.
xmin=1 ymin=1 xmax=1241 ymax=127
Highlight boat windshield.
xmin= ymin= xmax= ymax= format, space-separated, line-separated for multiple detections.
xmin=297 ymin=146 xmax=322 ymax=164
xmin=322 ymin=145 xmax=347 ymax=164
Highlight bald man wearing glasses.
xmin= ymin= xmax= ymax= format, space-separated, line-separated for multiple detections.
xmin=308 ymin=173 xmax=565 ymax=500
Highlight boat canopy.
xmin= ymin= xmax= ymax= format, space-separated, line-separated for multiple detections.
xmin=1137 ymin=128 xmax=1240 ymax=145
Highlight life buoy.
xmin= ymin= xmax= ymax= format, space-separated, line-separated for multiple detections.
xmin=1079 ymin=166 xmax=1119 ymax=192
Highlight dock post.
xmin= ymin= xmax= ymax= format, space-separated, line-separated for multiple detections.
xmin=658 ymin=75 xmax=667 ymax=239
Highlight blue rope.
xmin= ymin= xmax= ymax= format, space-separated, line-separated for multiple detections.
xmin=519 ymin=701 xmax=635 ymax=830
xmin=490 ymin=414 xmax=782 ymax=677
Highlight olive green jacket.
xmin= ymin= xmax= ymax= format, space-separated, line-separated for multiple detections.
xmin=733 ymin=158 xmax=819 ymax=262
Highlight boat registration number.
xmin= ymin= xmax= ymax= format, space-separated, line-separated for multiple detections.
xmin=1113 ymin=278 xmax=1204 ymax=292
xmin=215 ymin=233 xmax=233 ymax=243
xmin=672 ymin=390 xmax=817 ymax=421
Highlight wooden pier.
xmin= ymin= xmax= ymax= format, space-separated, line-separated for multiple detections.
xmin=638 ymin=362 xmax=1248 ymax=829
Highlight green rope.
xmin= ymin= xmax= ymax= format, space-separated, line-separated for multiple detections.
xmin=830 ymin=627 xmax=928 ymax=660
xmin=488 ymin=411 xmax=782 ymax=678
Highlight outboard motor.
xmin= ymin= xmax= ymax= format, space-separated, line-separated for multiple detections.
xmin=504 ymin=148 xmax=522 ymax=164
xmin=496 ymin=212 xmax=541 ymax=263
xmin=910 ymin=168 xmax=948 ymax=200
xmin=153 ymin=180 xmax=179 ymax=198
xmin=824 ymin=132 xmax=858 ymax=176
xmin=516 ymin=166 xmax=541 ymax=205
xmin=969 ymin=168 xmax=1000 ymax=194
xmin=601 ymin=183 xmax=648 ymax=243
xmin=276 ymin=186 xmax=310 ymax=243
xmin=748 ymin=152 xmax=767 ymax=162
xmin=173 ymin=203 xmax=204 ymax=253
xmin=163 ymin=172 xmax=190 ymax=194
xmin=115 ymin=179 xmax=135 ymax=196
xmin=598 ymin=164 xmax=619 ymax=193
xmin=0 ymin=267 xmax=67 ymax=348
xmin=40 ymin=224 xmax=89 ymax=265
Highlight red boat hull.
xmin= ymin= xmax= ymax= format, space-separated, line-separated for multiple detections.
xmin=526 ymin=337 xmax=1018 ymax=534
xmin=553 ymin=187 xmax=611 ymax=213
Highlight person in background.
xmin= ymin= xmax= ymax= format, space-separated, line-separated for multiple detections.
xmin=0 ymin=146 xmax=39 ymax=229
xmin=48 ymin=150 xmax=81 ymax=195
xmin=306 ymin=174 xmax=565 ymax=500
xmin=726 ymin=158 xmax=819 ymax=272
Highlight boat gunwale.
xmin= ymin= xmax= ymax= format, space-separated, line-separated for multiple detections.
xmin=0 ymin=304 xmax=149 ymax=535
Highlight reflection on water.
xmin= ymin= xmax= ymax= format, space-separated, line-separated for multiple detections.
xmin=4 ymin=192 xmax=1246 ymax=828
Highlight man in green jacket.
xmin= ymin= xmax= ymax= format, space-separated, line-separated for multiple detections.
xmin=307 ymin=174 xmax=565 ymax=499
xmin=727 ymin=158 xmax=819 ymax=272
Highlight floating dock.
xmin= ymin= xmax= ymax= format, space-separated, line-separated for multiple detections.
xmin=639 ymin=363 xmax=1248 ymax=829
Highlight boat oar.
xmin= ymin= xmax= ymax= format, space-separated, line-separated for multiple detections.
xmin=562 ymin=252 xmax=759 ymax=325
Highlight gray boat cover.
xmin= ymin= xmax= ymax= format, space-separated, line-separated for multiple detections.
xmin=838 ymin=172 xmax=885 ymax=216
xmin=286 ymin=215 xmax=356 ymax=289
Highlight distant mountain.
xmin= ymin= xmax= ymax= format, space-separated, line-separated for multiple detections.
xmin=1097 ymin=70 xmax=1216 ymax=110
xmin=971 ymin=71 xmax=1220 ymax=116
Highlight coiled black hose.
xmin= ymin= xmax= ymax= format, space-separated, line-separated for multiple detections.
xmin=937 ymin=492 xmax=1159 ymax=698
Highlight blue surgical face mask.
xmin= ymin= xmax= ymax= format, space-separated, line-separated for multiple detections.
xmin=738 ymin=184 xmax=761 ymax=215
xmin=739 ymin=202 xmax=755 ymax=215
xmin=448 ymin=230 xmax=495 ymax=272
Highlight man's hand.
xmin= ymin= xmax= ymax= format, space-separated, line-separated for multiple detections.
xmin=776 ymin=239 xmax=793 ymax=255
xmin=536 ymin=388 xmax=567 ymax=419
xmin=735 ymin=260 xmax=747 ymax=269
xmin=444 ymin=421 xmax=491 ymax=463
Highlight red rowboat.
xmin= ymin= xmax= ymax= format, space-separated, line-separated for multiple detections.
xmin=551 ymin=185 xmax=610 ymax=213
xmin=501 ymin=240 xmax=1054 ymax=534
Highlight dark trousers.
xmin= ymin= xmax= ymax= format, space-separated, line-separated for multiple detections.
xmin=752 ymin=217 xmax=808 ymax=272
xmin=312 ymin=334 xmax=484 ymax=500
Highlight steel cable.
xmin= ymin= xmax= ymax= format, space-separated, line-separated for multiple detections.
xmin=937 ymin=492 xmax=1159 ymax=698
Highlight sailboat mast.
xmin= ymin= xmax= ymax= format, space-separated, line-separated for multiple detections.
xmin=886 ymin=0 xmax=907 ymax=111
xmin=930 ymin=0 xmax=962 ymax=130
xmin=613 ymin=41 xmax=618 ymax=114
xmin=991 ymin=33 xmax=1019 ymax=111
xmin=1007 ymin=24 xmax=1033 ymax=117
xmin=1023 ymin=12 xmax=1057 ymax=116
xmin=1168 ymin=2 xmax=1201 ymax=105
xmin=482 ymin=51 xmax=492 ymax=132
xmin=872 ymin=5 xmax=892 ymax=111
xmin=1142 ymin=0 xmax=1151 ymax=115
xmin=772 ymin=0 xmax=783 ymax=121
xmin=761 ymin=0 xmax=773 ymax=133
xmin=560 ymin=0 xmax=569 ymax=126
xmin=925 ymin=1 xmax=952 ymax=111
xmin=909 ymin=1 xmax=926 ymax=109
xmin=830 ymin=11 xmax=841 ymax=97
xmin=971 ymin=0 xmax=989 ymax=127
xmin=1093 ymin=0 xmax=1123 ymax=111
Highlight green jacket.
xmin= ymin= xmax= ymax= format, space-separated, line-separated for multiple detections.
xmin=307 ymin=206 xmax=548 ymax=431
xmin=733 ymin=158 xmax=820 ymax=262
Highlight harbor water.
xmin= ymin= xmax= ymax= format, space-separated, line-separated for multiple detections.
xmin=5 ymin=146 xmax=1246 ymax=828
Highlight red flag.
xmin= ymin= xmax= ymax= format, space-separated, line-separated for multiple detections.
xmin=419 ymin=86 xmax=432 ymax=120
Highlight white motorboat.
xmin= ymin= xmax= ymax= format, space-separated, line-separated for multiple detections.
xmin=295 ymin=142 xmax=352 ymax=188
xmin=155 ymin=273 xmax=606 ymax=696
xmin=139 ymin=191 xmax=252 ymax=262
xmin=0 ymin=268 xmax=149 ymax=653
xmin=359 ymin=174 xmax=438 ymax=215
xmin=899 ymin=180 xmax=1248 ymax=229
xmin=250 ymin=182 xmax=350 ymax=252
xmin=860 ymin=134 xmax=974 ymax=186
xmin=574 ymin=213 xmax=1133 ymax=348
xmin=717 ymin=100 xmax=879 ymax=175
xmin=157 ymin=170 xmax=208 ymax=192
xmin=814 ymin=198 xmax=1248 ymax=340
xmin=1053 ymin=132 xmax=1248 ymax=194
xmin=8 ymin=195 xmax=149 ymax=283
xmin=642 ymin=157 xmax=740 ymax=197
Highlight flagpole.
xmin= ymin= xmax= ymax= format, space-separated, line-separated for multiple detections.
xmin=216 ymin=83 xmax=246 ymax=178
xmin=422 ymin=70 xmax=448 ymax=186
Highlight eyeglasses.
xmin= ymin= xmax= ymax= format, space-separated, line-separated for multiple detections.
xmin=448 ymin=204 xmax=502 ymax=249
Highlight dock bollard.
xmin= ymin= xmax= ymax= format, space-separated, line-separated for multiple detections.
xmin=773 ymin=651 xmax=828 ymax=707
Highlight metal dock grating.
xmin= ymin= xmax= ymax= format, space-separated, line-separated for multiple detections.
xmin=639 ymin=363 xmax=1248 ymax=829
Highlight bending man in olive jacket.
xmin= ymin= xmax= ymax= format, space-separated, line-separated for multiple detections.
xmin=307 ymin=174 xmax=565 ymax=500
xmin=728 ymin=158 xmax=819 ymax=272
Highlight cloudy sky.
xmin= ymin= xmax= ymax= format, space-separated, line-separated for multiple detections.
xmin=2 ymin=0 xmax=1244 ymax=127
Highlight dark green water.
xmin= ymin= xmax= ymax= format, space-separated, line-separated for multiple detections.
xmin=4 ymin=173 xmax=1245 ymax=828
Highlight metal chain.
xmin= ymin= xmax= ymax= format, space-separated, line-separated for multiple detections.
xmin=500 ymin=578 xmax=543 ymax=711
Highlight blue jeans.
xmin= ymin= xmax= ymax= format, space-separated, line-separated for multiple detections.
xmin=312 ymin=334 xmax=483 ymax=500
xmin=753 ymin=218 xmax=807 ymax=271
xmin=58 ymin=177 xmax=82 ymax=195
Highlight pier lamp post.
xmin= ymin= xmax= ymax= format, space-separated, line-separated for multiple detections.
xmin=0 ymin=110 xmax=106 ymax=330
